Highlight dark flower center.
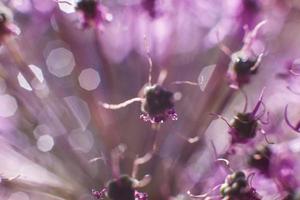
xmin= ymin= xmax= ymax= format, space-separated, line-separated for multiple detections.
xmin=142 ymin=0 xmax=156 ymax=18
xmin=0 ymin=13 xmax=7 ymax=25
xmin=142 ymin=84 xmax=174 ymax=117
xmin=76 ymin=0 xmax=98 ymax=18
xmin=107 ymin=175 xmax=135 ymax=200
xmin=221 ymin=171 xmax=261 ymax=200
xmin=233 ymin=57 xmax=257 ymax=76
xmin=231 ymin=113 xmax=257 ymax=139
xmin=243 ymin=0 xmax=260 ymax=13
xmin=248 ymin=146 xmax=271 ymax=174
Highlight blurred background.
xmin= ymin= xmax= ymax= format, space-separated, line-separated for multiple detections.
xmin=1 ymin=0 xmax=300 ymax=199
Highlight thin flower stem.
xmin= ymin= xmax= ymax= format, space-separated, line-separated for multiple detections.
xmin=252 ymin=87 xmax=266 ymax=116
xmin=240 ymin=88 xmax=248 ymax=113
xmin=210 ymin=113 xmax=232 ymax=128
xmin=171 ymin=81 xmax=199 ymax=86
xmin=99 ymin=97 xmax=142 ymax=110
xmin=284 ymin=105 xmax=300 ymax=133
xmin=187 ymin=184 xmax=222 ymax=199
xmin=132 ymin=152 xmax=153 ymax=179
xmin=144 ymin=34 xmax=153 ymax=86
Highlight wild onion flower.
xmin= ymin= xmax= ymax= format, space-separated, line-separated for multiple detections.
xmin=99 ymin=43 xmax=183 ymax=124
xmin=224 ymin=20 xmax=266 ymax=89
xmin=213 ymin=88 xmax=269 ymax=147
xmin=1 ymin=1 xmax=300 ymax=200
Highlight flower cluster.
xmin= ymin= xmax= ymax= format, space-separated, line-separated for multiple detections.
xmin=1 ymin=1 xmax=300 ymax=200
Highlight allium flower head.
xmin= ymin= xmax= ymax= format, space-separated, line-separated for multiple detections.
xmin=100 ymin=82 xmax=178 ymax=124
xmin=2 ymin=1 xmax=300 ymax=200
xmin=99 ymin=40 xmax=179 ymax=124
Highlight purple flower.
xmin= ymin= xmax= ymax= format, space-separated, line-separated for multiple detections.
xmin=214 ymin=88 xmax=268 ymax=144
xmin=100 ymin=83 xmax=177 ymax=124
xmin=3 ymin=1 xmax=300 ymax=200
xmin=99 ymin=50 xmax=178 ymax=124
xmin=140 ymin=84 xmax=177 ymax=124
xmin=283 ymin=191 xmax=300 ymax=200
xmin=226 ymin=20 xmax=266 ymax=89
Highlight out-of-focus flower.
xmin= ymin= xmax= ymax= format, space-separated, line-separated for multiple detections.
xmin=214 ymin=88 xmax=267 ymax=146
xmin=248 ymin=145 xmax=272 ymax=175
xmin=100 ymin=82 xmax=178 ymax=124
xmin=58 ymin=0 xmax=113 ymax=29
xmin=226 ymin=20 xmax=266 ymax=89
xmin=75 ymin=0 xmax=112 ymax=28
xmin=141 ymin=0 xmax=157 ymax=18
xmin=0 ymin=3 xmax=20 ymax=43
xmin=92 ymin=175 xmax=149 ymax=200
